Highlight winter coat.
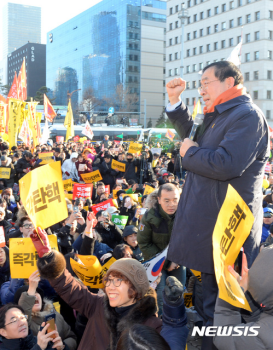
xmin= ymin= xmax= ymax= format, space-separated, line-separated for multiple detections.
xmin=125 ymin=243 xmax=144 ymax=262
xmin=75 ymin=159 xmax=93 ymax=181
xmin=166 ymin=96 xmax=269 ymax=274
xmin=18 ymin=292 xmax=77 ymax=350
xmin=213 ymin=245 xmax=273 ymax=350
xmin=61 ymin=152 xmax=79 ymax=181
xmin=137 ymin=203 xmax=175 ymax=268
xmin=119 ymin=205 xmax=138 ymax=226
xmin=99 ymin=160 xmax=118 ymax=190
xmin=95 ymin=222 xmax=123 ymax=250
xmin=72 ymin=234 xmax=112 ymax=260
xmin=0 ymin=158 xmax=16 ymax=188
xmin=15 ymin=157 xmax=32 ymax=180
xmin=37 ymin=251 xmax=162 ymax=350
xmin=123 ymin=158 xmax=140 ymax=182
xmin=261 ymin=223 xmax=270 ymax=243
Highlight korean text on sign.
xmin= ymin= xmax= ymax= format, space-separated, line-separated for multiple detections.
xmin=212 ymin=184 xmax=254 ymax=311
xmin=19 ymin=162 xmax=68 ymax=229
xmin=73 ymin=183 xmax=93 ymax=199
xmin=81 ymin=170 xmax=103 ymax=183
xmin=111 ymin=159 xmax=126 ymax=172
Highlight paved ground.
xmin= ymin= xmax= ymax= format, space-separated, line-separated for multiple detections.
xmin=187 ymin=337 xmax=202 ymax=350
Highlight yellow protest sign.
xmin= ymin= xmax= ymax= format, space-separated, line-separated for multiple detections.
xmin=112 ymin=199 xmax=119 ymax=208
xmin=39 ymin=152 xmax=54 ymax=165
xmin=10 ymin=235 xmax=59 ymax=278
xmin=70 ymin=256 xmax=116 ymax=288
xmin=112 ymin=190 xmax=118 ymax=199
xmin=191 ymin=269 xmax=202 ymax=283
xmin=213 ymin=185 xmax=254 ymax=311
xmin=128 ymin=142 xmax=143 ymax=154
xmin=122 ymin=193 xmax=139 ymax=202
xmin=183 ymin=293 xmax=193 ymax=308
xmin=111 ymin=159 xmax=126 ymax=172
xmin=81 ymin=170 xmax=103 ymax=183
xmin=0 ymin=167 xmax=11 ymax=179
xmin=63 ymin=179 xmax=72 ymax=192
xmin=19 ymin=161 xmax=68 ymax=229
xmin=144 ymin=185 xmax=155 ymax=196
xmin=65 ymin=193 xmax=73 ymax=200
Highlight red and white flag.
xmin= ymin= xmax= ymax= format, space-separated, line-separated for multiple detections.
xmin=17 ymin=59 xmax=27 ymax=101
xmin=44 ymin=94 xmax=56 ymax=122
xmin=82 ymin=120 xmax=94 ymax=140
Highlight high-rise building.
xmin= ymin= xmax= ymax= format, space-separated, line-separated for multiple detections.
xmin=46 ymin=0 xmax=167 ymax=126
xmin=0 ymin=2 xmax=41 ymax=85
xmin=165 ymin=0 xmax=273 ymax=124
xmin=7 ymin=43 xmax=46 ymax=98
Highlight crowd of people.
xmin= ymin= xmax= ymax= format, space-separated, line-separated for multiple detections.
xmin=0 ymin=60 xmax=272 ymax=350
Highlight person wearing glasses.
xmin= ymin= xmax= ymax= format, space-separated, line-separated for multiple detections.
xmin=165 ymin=61 xmax=269 ymax=350
xmin=31 ymin=217 xmax=162 ymax=350
xmin=0 ymin=303 xmax=66 ymax=350
xmin=7 ymin=216 xmax=34 ymax=243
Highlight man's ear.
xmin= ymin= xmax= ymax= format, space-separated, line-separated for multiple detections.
xmin=0 ymin=328 xmax=7 ymax=338
xmin=19 ymin=227 xmax=23 ymax=233
xmin=226 ymin=76 xmax=235 ymax=88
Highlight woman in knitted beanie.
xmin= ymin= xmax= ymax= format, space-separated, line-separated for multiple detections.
xmin=32 ymin=218 xmax=162 ymax=350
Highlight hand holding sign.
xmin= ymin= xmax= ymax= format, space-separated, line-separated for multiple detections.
xmin=228 ymin=252 xmax=249 ymax=292
xmin=30 ymin=227 xmax=51 ymax=258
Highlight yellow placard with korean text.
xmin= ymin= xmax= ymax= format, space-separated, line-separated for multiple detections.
xmin=191 ymin=269 xmax=202 ymax=283
xmin=0 ymin=167 xmax=11 ymax=179
xmin=81 ymin=170 xmax=103 ymax=183
xmin=39 ymin=152 xmax=54 ymax=165
xmin=112 ymin=190 xmax=118 ymax=199
xmin=63 ymin=179 xmax=72 ymax=192
xmin=19 ymin=161 xmax=68 ymax=229
xmin=10 ymin=235 xmax=59 ymax=278
xmin=144 ymin=185 xmax=155 ymax=196
xmin=121 ymin=193 xmax=139 ymax=202
xmin=213 ymin=185 xmax=254 ymax=311
xmin=183 ymin=292 xmax=193 ymax=308
xmin=70 ymin=256 xmax=116 ymax=288
xmin=111 ymin=159 xmax=126 ymax=172
xmin=128 ymin=142 xmax=143 ymax=154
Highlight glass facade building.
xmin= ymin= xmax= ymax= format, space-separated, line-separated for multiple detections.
xmin=46 ymin=0 xmax=166 ymax=113
xmin=1 ymin=3 xmax=41 ymax=84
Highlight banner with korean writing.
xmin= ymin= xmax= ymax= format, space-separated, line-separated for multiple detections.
xmin=91 ymin=199 xmax=115 ymax=215
xmin=8 ymin=99 xmax=21 ymax=148
xmin=144 ymin=185 xmax=155 ymax=196
xmin=63 ymin=179 xmax=72 ymax=192
xmin=213 ymin=184 xmax=254 ymax=311
xmin=73 ymin=183 xmax=93 ymax=200
xmin=39 ymin=152 xmax=54 ymax=165
xmin=70 ymin=256 xmax=116 ymax=288
xmin=111 ymin=159 xmax=126 ymax=172
xmin=142 ymin=246 xmax=168 ymax=284
xmin=10 ymin=235 xmax=59 ymax=278
xmin=81 ymin=170 xmax=103 ymax=183
xmin=56 ymin=136 xmax=64 ymax=143
xmin=0 ymin=103 xmax=7 ymax=135
xmin=121 ymin=193 xmax=139 ymax=202
xmin=19 ymin=162 xmax=68 ymax=229
xmin=128 ymin=142 xmax=143 ymax=154
xmin=111 ymin=215 xmax=128 ymax=229
xmin=105 ymin=185 xmax=110 ymax=196
xmin=0 ymin=168 xmax=11 ymax=179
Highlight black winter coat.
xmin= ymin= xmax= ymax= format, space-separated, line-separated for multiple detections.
xmin=99 ymin=160 xmax=119 ymax=190
xmin=15 ymin=158 xmax=32 ymax=180
xmin=166 ymin=95 xmax=269 ymax=274
xmin=95 ymin=222 xmax=123 ymax=249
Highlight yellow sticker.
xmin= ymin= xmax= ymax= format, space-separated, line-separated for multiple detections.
xmin=213 ymin=184 xmax=254 ymax=311
xmin=10 ymin=235 xmax=59 ymax=278
xmin=19 ymin=161 xmax=68 ymax=229
xmin=111 ymin=159 xmax=126 ymax=172
xmin=0 ymin=167 xmax=11 ymax=179
xmin=81 ymin=170 xmax=103 ymax=183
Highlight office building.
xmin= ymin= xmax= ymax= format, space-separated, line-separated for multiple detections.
xmin=46 ymin=0 xmax=167 ymax=126
xmin=165 ymin=0 xmax=273 ymax=123
xmin=0 ymin=2 xmax=41 ymax=85
xmin=7 ymin=43 xmax=46 ymax=98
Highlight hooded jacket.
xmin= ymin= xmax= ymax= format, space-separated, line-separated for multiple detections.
xmin=61 ymin=152 xmax=79 ymax=181
xmin=214 ymin=245 xmax=273 ymax=350
xmin=18 ymin=292 xmax=77 ymax=350
xmin=37 ymin=251 xmax=162 ymax=350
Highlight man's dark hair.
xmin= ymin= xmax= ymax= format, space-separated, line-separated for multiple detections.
xmin=203 ymin=61 xmax=243 ymax=86
xmin=127 ymin=180 xmax=136 ymax=186
xmin=157 ymin=183 xmax=178 ymax=198
xmin=18 ymin=216 xmax=31 ymax=228
xmin=0 ymin=304 xmax=25 ymax=329
xmin=97 ymin=182 xmax=105 ymax=188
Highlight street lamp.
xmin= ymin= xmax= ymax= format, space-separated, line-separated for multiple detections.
xmin=67 ymin=89 xmax=81 ymax=102
xmin=178 ymin=3 xmax=188 ymax=78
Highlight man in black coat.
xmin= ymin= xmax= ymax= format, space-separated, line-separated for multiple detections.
xmin=99 ymin=154 xmax=119 ymax=191
xmin=165 ymin=61 xmax=269 ymax=350
xmin=15 ymin=151 xmax=33 ymax=180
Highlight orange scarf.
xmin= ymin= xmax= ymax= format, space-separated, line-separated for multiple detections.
xmin=203 ymin=84 xmax=246 ymax=114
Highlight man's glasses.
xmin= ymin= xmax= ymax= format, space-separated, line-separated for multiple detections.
xmin=264 ymin=212 xmax=273 ymax=218
xmin=5 ymin=315 xmax=28 ymax=326
xmin=104 ymin=277 xmax=123 ymax=287
xmin=22 ymin=224 xmax=34 ymax=229
xmin=198 ymin=79 xmax=219 ymax=94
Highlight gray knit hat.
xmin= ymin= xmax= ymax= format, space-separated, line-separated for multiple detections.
xmin=107 ymin=258 xmax=149 ymax=297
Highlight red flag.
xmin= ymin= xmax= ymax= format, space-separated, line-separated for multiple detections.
xmin=7 ymin=72 xmax=18 ymax=100
xmin=74 ymin=135 xmax=80 ymax=142
xmin=17 ymin=59 xmax=27 ymax=101
xmin=44 ymin=94 xmax=56 ymax=122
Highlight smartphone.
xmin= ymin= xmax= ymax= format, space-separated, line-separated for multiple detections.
xmin=139 ymin=208 xmax=147 ymax=215
xmin=73 ymin=205 xmax=79 ymax=214
xmin=117 ymin=179 xmax=123 ymax=184
xmin=40 ymin=313 xmax=56 ymax=338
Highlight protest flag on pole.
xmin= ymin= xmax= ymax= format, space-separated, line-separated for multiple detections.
xmin=64 ymin=100 xmax=74 ymax=141
xmin=17 ymin=58 xmax=27 ymax=101
xmin=44 ymin=94 xmax=57 ymax=122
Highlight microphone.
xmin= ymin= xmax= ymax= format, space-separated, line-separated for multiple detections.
xmin=189 ymin=114 xmax=204 ymax=141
